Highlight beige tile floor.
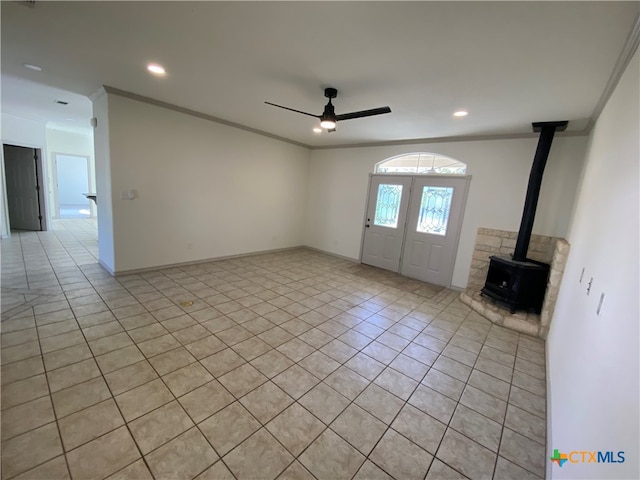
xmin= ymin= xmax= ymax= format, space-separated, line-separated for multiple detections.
xmin=1 ymin=220 xmax=547 ymax=480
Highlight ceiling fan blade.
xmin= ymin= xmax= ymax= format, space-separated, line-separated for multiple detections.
xmin=335 ymin=106 xmax=391 ymax=122
xmin=264 ymin=102 xmax=319 ymax=119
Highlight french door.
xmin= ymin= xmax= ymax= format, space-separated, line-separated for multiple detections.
xmin=361 ymin=176 xmax=413 ymax=271
xmin=361 ymin=174 xmax=470 ymax=287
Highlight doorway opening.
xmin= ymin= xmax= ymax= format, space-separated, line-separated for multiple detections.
xmin=53 ymin=153 xmax=93 ymax=219
xmin=2 ymin=144 xmax=45 ymax=232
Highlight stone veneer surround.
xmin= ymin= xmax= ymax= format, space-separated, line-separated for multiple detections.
xmin=460 ymin=227 xmax=570 ymax=338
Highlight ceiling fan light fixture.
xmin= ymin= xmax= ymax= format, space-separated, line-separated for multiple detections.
xmin=320 ymin=101 xmax=337 ymax=129
xmin=265 ymin=86 xmax=390 ymax=133
xmin=320 ymin=119 xmax=336 ymax=129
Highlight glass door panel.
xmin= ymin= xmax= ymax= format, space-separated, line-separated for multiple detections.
xmin=374 ymin=184 xmax=404 ymax=228
xmin=416 ymin=186 xmax=453 ymax=235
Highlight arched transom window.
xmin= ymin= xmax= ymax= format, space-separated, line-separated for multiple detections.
xmin=375 ymin=153 xmax=467 ymax=174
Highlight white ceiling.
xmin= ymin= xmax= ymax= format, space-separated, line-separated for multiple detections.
xmin=1 ymin=1 xmax=638 ymax=147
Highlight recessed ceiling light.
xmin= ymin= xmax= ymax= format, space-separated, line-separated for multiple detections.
xmin=453 ymin=110 xmax=468 ymax=117
xmin=23 ymin=63 xmax=42 ymax=71
xmin=147 ymin=64 xmax=166 ymax=75
xmin=313 ymin=127 xmax=322 ymax=133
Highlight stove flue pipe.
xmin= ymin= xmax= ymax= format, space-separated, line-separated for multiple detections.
xmin=512 ymin=121 xmax=568 ymax=262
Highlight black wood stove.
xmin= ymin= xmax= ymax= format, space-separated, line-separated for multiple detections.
xmin=481 ymin=121 xmax=568 ymax=314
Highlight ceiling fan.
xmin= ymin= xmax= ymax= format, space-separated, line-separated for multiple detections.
xmin=265 ymin=88 xmax=391 ymax=132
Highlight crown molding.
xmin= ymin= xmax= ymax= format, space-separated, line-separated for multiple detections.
xmin=309 ymin=130 xmax=587 ymax=151
xmin=101 ymin=86 xmax=309 ymax=149
xmin=98 ymin=87 xmax=591 ymax=152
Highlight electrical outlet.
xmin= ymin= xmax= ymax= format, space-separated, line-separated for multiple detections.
xmin=120 ymin=189 xmax=136 ymax=200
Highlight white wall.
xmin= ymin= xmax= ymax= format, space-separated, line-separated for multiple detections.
xmin=0 ymin=113 xmax=49 ymax=236
xmin=45 ymin=128 xmax=95 ymax=218
xmin=97 ymin=93 xmax=310 ymax=273
xmin=306 ymin=135 xmax=587 ymax=288
xmin=546 ymin=51 xmax=639 ymax=479
xmin=93 ymin=91 xmax=115 ymax=272
xmin=1 ymin=113 xmax=47 ymax=147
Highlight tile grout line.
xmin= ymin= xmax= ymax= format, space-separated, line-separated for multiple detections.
xmin=2 ymin=229 xmax=548 ymax=480
xmin=3 ymin=230 xmax=73 ymax=480
xmin=53 ymin=249 xmax=149 ymax=480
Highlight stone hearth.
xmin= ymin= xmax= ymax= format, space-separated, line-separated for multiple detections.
xmin=460 ymin=227 xmax=569 ymax=338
